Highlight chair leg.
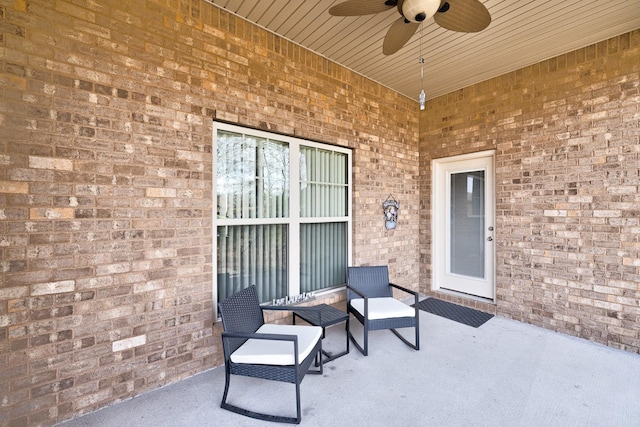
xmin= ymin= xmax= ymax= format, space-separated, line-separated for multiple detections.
xmin=221 ymin=382 xmax=302 ymax=424
xmin=390 ymin=325 xmax=420 ymax=351
xmin=364 ymin=320 xmax=368 ymax=355
xmin=221 ymin=399 xmax=301 ymax=424
xmin=294 ymin=380 xmax=302 ymax=424
xmin=391 ymin=305 xmax=420 ymax=351
xmin=345 ymin=317 xmax=350 ymax=354
xmin=348 ymin=320 xmax=369 ymax=356
xmin=220 ymin=365 xmax=232 ymax=409
xmin=220 ymin=363 xmax=303 ymax=424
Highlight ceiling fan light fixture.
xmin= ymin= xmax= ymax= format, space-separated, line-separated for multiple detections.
xmin=401 ymin=0 xmax=441 ymax=23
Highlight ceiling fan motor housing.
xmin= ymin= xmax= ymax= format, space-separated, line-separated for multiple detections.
xmin=400 ymin=0 xmax=441 ymax=23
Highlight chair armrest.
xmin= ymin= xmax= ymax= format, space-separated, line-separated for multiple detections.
xmin=222 ymin=330 xmax=298 ymax=343
xmin=346 ymin=284 xmax=367 ymax=299
xmin=389 ymin=283 xmax=420 ymax=315
xmin=262 ymin=305 xmax=324 ymax=323
xmin=389 ymin=282 xmax=419 ymax=297
xmin=346 ymin=285 xmax=369 ymax=316
xmin=261 ymin=305 xmax=319 ymax=313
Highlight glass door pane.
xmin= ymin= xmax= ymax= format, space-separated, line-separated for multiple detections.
xmin=450 ymin=171 xmax=485 ymax=278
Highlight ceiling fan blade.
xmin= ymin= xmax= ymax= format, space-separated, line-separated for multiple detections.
xmin=434 ymin=0 xmax=491 ymax=32
xmin=329 ymin=0 xmax=395 ymax=16
xmin=383 ymin=17 xmax=419 ymax=55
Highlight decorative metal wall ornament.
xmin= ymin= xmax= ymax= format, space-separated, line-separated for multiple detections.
xmin=382 ymin=195 xmax=400 ymax=230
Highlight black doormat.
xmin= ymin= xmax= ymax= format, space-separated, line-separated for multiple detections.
xmin=414 ymin=298 xmax=493 ymax=328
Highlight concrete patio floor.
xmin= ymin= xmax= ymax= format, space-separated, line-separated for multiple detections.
xmin=59 ymin=307 xmax=640 ymax=427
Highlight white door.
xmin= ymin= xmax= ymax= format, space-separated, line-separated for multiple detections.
xmin=433 ymin=151 xmax=495 ymax=300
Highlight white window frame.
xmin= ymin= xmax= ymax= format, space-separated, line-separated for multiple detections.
xmin=212 ymin=122 xmax=352 ymax=316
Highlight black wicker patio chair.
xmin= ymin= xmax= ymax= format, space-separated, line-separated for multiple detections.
xmin=346 ymin=266 xmax=420 ymax=356
xmin=218 ymin=285 xmax=323 ymax=424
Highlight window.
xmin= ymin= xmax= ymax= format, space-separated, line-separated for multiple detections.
xmin=214 ymin=122 xmax=352 ymax=307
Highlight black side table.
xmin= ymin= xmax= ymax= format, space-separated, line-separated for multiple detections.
xmin=292 ymin=303 xmax=349 ymax=364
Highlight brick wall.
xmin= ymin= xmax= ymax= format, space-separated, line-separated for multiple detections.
xmin=1 ymin=0 xmax=638 ymax=425
xmin=0 ymin=1 xmax=419 ymax=425
xmin=420 ymin=30 xmax=640 ymax=353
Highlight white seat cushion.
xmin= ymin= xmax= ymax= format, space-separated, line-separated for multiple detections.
xmin=350 ymin=297 xmax=415 ymax=320
xmin=230 ymin=324 xmax=322 ymax=366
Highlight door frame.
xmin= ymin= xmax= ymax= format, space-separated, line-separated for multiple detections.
xmin=432 ymin=150 xmax=496 ymax=302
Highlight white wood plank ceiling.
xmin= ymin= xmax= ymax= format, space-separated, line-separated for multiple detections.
xmin=207 ymin=0 xmax=640 ymax=103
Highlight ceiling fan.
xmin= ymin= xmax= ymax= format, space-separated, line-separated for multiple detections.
xmin=329 ymin=0 xmax=491 ymax=55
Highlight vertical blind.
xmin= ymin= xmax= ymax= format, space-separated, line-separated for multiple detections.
xmin=217 ymin=224 xmax=288 ymax=302
xmin=299 ymin=146 xmax=348 ymax=292
xmin=215 ymin=125 xmax=350 ymax=304
xmin=299 ymin=146 xmax=348 ymax=217
xmin=300 ymin=222 xmax=347 ymax=293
